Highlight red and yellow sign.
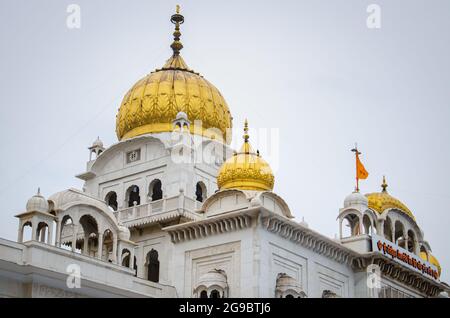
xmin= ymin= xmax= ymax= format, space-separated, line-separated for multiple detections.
xmin=372 ymin=234 xmax=439 ymax=281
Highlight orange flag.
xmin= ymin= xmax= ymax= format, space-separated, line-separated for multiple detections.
xmin=356 ymin=153 xmax=369 ymax=180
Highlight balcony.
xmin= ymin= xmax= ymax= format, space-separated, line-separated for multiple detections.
xmin=113 ymin=195 xmax=204 ymax=226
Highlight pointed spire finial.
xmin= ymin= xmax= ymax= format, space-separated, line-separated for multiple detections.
xmin=37 ymin=187 xmax=41 ymax=196
xmin=170 ymin=5 xmax=184 ymax=56
xmin=243 ymin=119 xmax=249 ymax=143
xmin=381 ymin=175 xmax=388 ymax=192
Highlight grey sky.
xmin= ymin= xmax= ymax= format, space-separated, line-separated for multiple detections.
xmin=1 ymin=0 xmax=449 ymax=283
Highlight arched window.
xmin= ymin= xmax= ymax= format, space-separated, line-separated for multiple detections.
xmin=384 ymin=217 xmax=393 ymax=242
xmin=210 ymin=290 xmax=220 ymax=298
xmin=102 ymin=230 xmax=114 ymax=262
xmin=36 ymin=222 xmax=49 ymax=243
xmin=363 ymin=215 xmax=373 ymax=235
xmin=79 ymin=215 xmax=99 ymax=256
xmin=105 ymin=191 xmax=118 ymax=211
xmin=341 ymin=213 xmax=360 ymax=238
xmin=60 ymin=216 xmax=74 ymax=251
xmin=394 ymin=221 xmax=405 ymax=248
xmin=195 ymin=182 xmax=206 ymax=202
xmin=122 ymin=249 xmax=130 ymax=267
xmin=127 ymin=185 xmax=140 ymax=207
xmin=147 ymin=249 xmax=160 ymax=282
xmin=149 ymin=180 xmax=163 ymax=201
xmin=407 ymin=230 xmax=416 ymax=254
xmin=22 ymin=222 xmax=32 ymax=242
xmin=134 ymin=256 xmax=137 ymax=277
xmin=285 ymin=294 xmax=294 ymax=298
xmin=200 ymin=290 xmax=208 ymax=298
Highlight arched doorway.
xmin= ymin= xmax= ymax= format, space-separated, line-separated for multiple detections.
xmin=195 ymin=182 xmax=207 ymax=202
xmin=147 ymin=249 xmax=160 ymax=282
xmin=105 ymin=191 xmax=118 ymax=211
xmin=126 ymin=185 xmax=140 ymax=207
xmin=149 ymin=180 xmax=163 ymax=201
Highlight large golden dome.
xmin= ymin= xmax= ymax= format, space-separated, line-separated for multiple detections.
xmin=217 ymin=121 xmax=274 ymax=191
xmin=116 ymin=8 xmax=232 ymax=142
xmin=365 ymin=177 xmax=415 ymax=221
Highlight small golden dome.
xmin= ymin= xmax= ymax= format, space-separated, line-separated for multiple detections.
xmin=217 ymin=120 xmax=274 ymax=191
xmin=116 ymin=8 xmax=232 ymax=142
xmin=365 ymin=176 xmax=415 ymax=221
xmin=420 ymin=252 xmax=442 ymax=277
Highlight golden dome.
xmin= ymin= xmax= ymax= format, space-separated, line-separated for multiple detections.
xmin=116 ymin=8 xmax=232 ymax=143
xmin=217 ymin=120 xmax=274 ymax=191
xmin=420 ymin=252 xmax=441 ymax=277
xmin=365 ymin=176 xmax=415 ymax=221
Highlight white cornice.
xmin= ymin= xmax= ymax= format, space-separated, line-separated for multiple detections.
xmin=163 ymin=208 xmax=257 ymax=243
xmin=260 ymin=210 xmax=359 ymax=265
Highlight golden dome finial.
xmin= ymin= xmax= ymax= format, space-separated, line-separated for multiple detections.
xmin=381 ymin=175 xmax=388 ymax=193
xmin=170 ymin=5 xmax=184 ymax=56
xmin=243 ymin=119 xmax=249 ymax=143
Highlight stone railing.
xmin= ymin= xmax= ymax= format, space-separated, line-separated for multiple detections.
xmin=114 ymin=195 xmax=203 ymax=223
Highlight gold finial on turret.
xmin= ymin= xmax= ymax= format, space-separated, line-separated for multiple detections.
xmin=243 ymin=119 xmax=249 ymax=143
xmin=170 ymin=5 xmax=184 ymax=56
xmin=381 ymin=175 xmax=388 ymax=193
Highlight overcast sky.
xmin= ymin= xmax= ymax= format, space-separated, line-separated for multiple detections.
xmin=1 ymin=0 xmax=449 ymax=284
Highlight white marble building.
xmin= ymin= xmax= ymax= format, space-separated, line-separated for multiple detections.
xmin=0 ymin=8 xmax=448 ymax=298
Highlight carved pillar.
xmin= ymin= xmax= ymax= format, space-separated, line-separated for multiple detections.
xmin=378 ymin=219 xmax=384 ymax=237
xmin=83 ymin=233 xmax=89 ymax=255
xmin=31 ymin=221 xmax=37 ymax=241
xmin=98 ymin=233 xmax=104 ymax=260
xmin=137 ymin=246 xmax=145 ymax=278
xmin=390 ymin=223 xmax=394 ymax=242
xmin=71 ymin=224 xmax=78 ymax=252
xmin=112 ymin=235 xmax=118 ymax=263
xmin=55 ymin=218 xmax=61 ymax=247
xmin=17 ymin=221 xmax=23 ymax=243
xmin=48 ymin=221 xmax=54 ymax=245
xmin=130 ymin=248 xmax=135 ymax=270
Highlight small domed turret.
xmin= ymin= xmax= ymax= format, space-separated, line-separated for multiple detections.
xmin=26 ymin=188 xmax=49 ymax=213
xmin=92 ymin=136 xmax=103 ymax=148
xmin=217 ymin=120 xmax=274 ymax=191
xmin=344 ymin=191 xmax=368 ymax=208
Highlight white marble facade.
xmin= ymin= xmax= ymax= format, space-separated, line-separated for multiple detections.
xmin=1 ymin=130 xmax=447 ymax=298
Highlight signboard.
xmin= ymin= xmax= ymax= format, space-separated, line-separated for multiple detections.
xmin=371 ymin=234 xmax=439 ymax=282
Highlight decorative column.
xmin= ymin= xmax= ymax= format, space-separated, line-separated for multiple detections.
xmin=17 ymin=221 xmax=23 ymax=243
xmin=97 ymin=233 xmax=103 ymax=260
xmin=55 ymin=218 xmax=61 ymax=247
xmin=83 ymin=233 xmax=89 ymax=255
xmin=390 ymin=223 xmax=394 ymax=242
xmin=358 ymin=216 xmax=363 ymax=235
xmin=112 ymin=236 xmax=118 ymax=264
xmin=339 ymin=218 xmax=342 ymax=239
xmin=71 ymin=224 xmax=78 ymax=252
xmin=137 ymin=246 xmax=145 ymax=278
xmin=404 ymin=233 xmax=408 ymax=250
xmin=31 ymin=221 xmax=37 ymax=241
xmin=48 ymin=222 xmax=54 ymax=245
xmin=130 ymin=248 xmax=135 ymax=270
xmin=377 ymin=219 xmax=384 ymax=237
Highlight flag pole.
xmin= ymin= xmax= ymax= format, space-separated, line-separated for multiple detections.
xmin=351 ymin=143 xmax=361 ymax=192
